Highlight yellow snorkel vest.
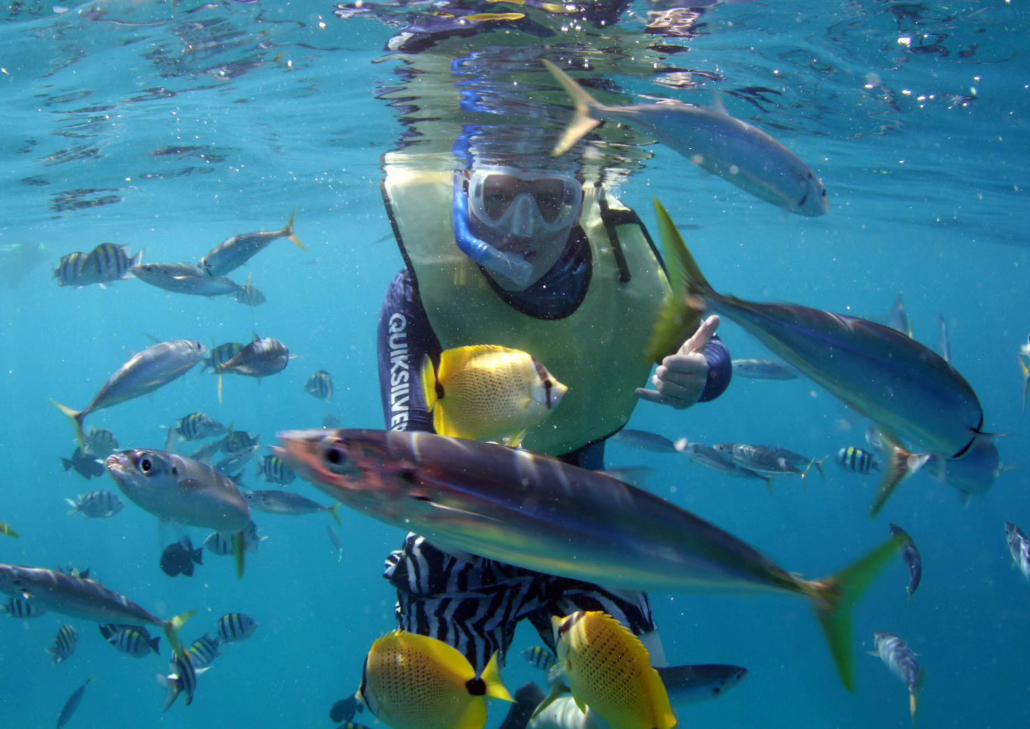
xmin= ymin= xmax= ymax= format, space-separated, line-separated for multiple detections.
xmin=384 ymin=166 xmax=670 ymax=457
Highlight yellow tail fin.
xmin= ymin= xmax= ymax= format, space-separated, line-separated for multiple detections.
xmin=283 ymin=207 xmax=306 ymax=251
xmin=232 ymin=531 xmax=246 ymax=579
xmin=869 ymin=432 xmax=930 ymax=518
xmin=163 ymin=610 xmax=196 ymax=663
xmin=328 ymin=502 xmax=342 ymax=526
xmin=1020 ymin=356 xmax=1029 ymax=411
xmin=480 ymin=651 xmax=515 ymax=702
xmin=541 ymin=60 xmax=603 ymax=157
xmin=0 ymin=519 xmax=18 ymax=538
xmin=50 ymin=399 xmax=85 ymax=449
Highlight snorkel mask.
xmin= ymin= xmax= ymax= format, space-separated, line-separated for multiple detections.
xmin=453 ymin=166 xmax=583 ymax=286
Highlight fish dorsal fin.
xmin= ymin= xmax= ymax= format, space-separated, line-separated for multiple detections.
xmin=711 ymin=92 xmax=730 ymax=117
xmin=252 ymin=332 xmax=261 ymax=342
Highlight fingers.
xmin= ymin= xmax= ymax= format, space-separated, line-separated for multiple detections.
xmin=680 ymin=315 xmax=721 ymax=355
xmin=635 ymin=387 xmax=673 ymax=406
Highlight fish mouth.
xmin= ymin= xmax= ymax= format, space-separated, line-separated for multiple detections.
xmin=103 ymin=453 xmax=130 ymax=483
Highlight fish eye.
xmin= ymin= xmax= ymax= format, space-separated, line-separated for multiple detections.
xmin=321 ymin=438 xmax=349 ymax=474
xmin=139 ymin=457 xmax=153 ymax=474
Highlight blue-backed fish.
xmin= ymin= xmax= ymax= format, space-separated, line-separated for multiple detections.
xmin=160 ymin=536 xmax=204 ymax=578
xmin=256 ymin=454 xmax=297 ymax=485
xmin=0 ymin=564 xmax=192 ymax=659
xmin=99 ymin=623 xmax=161 ymax=658
xmin=731 ymin=358 xmax=799 ymax=380
xmin=244 ymin=490 xmax=341 ymax=524
xmin=305 ymin=369 xmax=334 ymax=403
xmin=421 ymin=346 xmax=568 ymax=447
xmin=199 ymin=209 xmax=305 ymax=277
xmin=52 ymin=340 xmax=206 ymax=447
xmin=65 ymin=490 xmax=123 ymax=518
xmin=47 ymin=624 xmax=78 ymax=664
xmin=105 ymin=450 xmax=251 ymax=577
xmin=2 ymin=595 xmax=47 ymax=618
xmin=928 ymin=437 xmax=1010 ymax=505
xmin=611 ymin=429 xmax=679 ymax=453
xmin=836 ymin=447 xmax=880 ymax=475
xmin=547 ymin=611 xmax=675 ymax=729
xmin=357 ymin=630 xmax=513 ymax=729
xmin=235 ymin=274 xmax=267 ymax=307
xmin=54 ymin=242 xmax=142 ymax=288
xmin=1005 ymin=522 xmax=1030 ymax=582
xmin=57 ymin=677 xmax=95 ymax=729
xmin=276 ymin=429 xmax=906 ymax=690
xmin=132 ymin=262 xmax=242 ymax=297
xmin=215 ymin=334 xmax=292 ymax=403
xmin=156 ymin=652 xmax=198 ymax=710
xmin=215 ymin=612 xmax=258 ymax=644
xmin=647 ymin=199 xmax=986 ymax=463
xmin=871 ymin=631 xmax=923 ymax=724
xmin=543 ymin=60 xmax=828 ymax=217
xmin=888 ymin=524 xmax=922 ymax=599
xmin=205 ymin=521 xmax=263 ymax=557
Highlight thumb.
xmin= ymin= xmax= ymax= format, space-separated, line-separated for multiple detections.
xmin=680 ymin=315 xmax=721 ymax=355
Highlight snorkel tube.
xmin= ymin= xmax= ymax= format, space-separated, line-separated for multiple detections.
xmin=452 ymin=170 xmax=534 ymax=287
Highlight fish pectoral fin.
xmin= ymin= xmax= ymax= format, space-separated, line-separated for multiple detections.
xmin=505 ymin=430 xmax=529 ymax=449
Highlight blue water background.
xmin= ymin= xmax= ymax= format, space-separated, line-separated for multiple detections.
xmin=0 ymin=1 xmax=1028 ymax=727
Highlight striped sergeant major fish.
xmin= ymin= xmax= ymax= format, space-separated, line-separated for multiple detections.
xmin=54 ymin=242 xmax=142 ymax=288
xmin=223 ymin=427 xmax=261 ymax=455
xmin=1004 ymin=522 xmax=1030 ymax=581
xmin=305 ymin=369 xmax=334 ymax=403
xmin=84 ymin=428 xmax=119 ymax=458
xmin=203 ymin=342 xmax=244 ymax=374
xmin=205 ymin=521 xmax=263 ymax=557
xmin=156 ymin=652 xmax=198 ymax=710
xmin=1 ymin=595 xmax=47 ymax=618
xmin=835 ymin=447 xmax=880 ymax=475
xmin=542 ymin=60 xmax=828 ymax=217
xmin=646 ymin=200 xmax=988 ymax=504
xmin=523 ymin=645 xmax=556 ymax=672
xmin=0 ymin=564 xmax=192 ymax=660
xmin=888 ymin=524 xmax=922 ymax=599
xmin=276 ymin=429 xmax=907 ymax=691
xmin=871 ymin=631 xmax=923 ymax=724
xmin=165 ymin=412 xmax=227 ymax=451
xmin=199 ymin=209 xmax=305 ymax=277
xmin=99 ymin=623 xmax=161 ymax=658
xmin=731 ymin=358 xmax=799 ymax=381
xmin=65 ymin=490 xmax=124 ymax=518
xmin=46 ymin=624 xmax=78 ymax=664
xmin=186 ymin=634 xmax=221 ymax=671
xmin=256 ymin=455 xmax=297 ymax=485
xmin=51 ymin=339 xmax=207 ymax=448
xmin=235 ymin=274 xmax=267 ymax=307
xmin=131 ymin=262 xmax=242 ymax=297
xmin=215 ymin=612 xmax=258 ymax=644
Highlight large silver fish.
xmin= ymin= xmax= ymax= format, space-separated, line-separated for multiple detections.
xmin=275 ymin=428 xmax=903 ymax=691
xmin=244 ymin=490 xmax=341 ymax=524
xmin=0 ymin=564 xmax=192 ymax=659
xmin=52 ymin=340 xmax=206 ymax=447
xmin=199 ymin=209 xmax=305 ymax=277
xmin=105 ymin=450 xmax=252 ymax=576
xmin=132 ymin=262 xmax=242 ymax=297
xmin=647 ymin=199 xmax=986 ymax=462
xmin=543 ymin=60 xmax=828 ymax=217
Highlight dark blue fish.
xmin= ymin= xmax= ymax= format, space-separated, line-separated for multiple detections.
xmin=160 ymin=537 xmax=204 ymax=578
xmin=61 ymin=448 xmax=106 ymax=480
xmin=56 ymin=677 xmax=95 ymax=728
xmin=648 ymin=200 xmax=986 ymax=461
xmin=329 ymin=695 xmax=363 ymax=724
xmin=888 ymin=524 xmax=922 ymax=599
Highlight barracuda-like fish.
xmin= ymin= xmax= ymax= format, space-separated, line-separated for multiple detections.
xmin=647 ymin=199 xmax=987 ymax=464
xmin=51 ymin=340 xmax=207 ymax=447
xmin=542 ymin=60 xmax=828 ymax=217
xmin=132 ymin=262 xmax=242 ymax=297
xmin=673 ymin=439 xmax=772 ymax=487
xmin=199 ymin=209 xmax=305 ymax=277
xmin=0 ymin=564 xmax=192 ymax=660
xmin=105 ymin=450 xmax=251 ymax=577
xmin=275 ymin=429 xmax=903 ymax=691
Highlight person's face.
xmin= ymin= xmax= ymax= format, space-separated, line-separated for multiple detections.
xmin=467 ymin=168 xmax=583 ymax=290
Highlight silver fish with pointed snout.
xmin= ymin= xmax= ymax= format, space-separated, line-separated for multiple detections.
xmin=132 ymin=262 xmax=242 ymax=297
xmin=276 ymin=428 xmax=905 ymax=692
xmin=199 ymin=209 xmax=304 ymax=277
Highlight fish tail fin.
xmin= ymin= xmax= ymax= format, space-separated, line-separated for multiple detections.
xmin=163 ymin=610 xmax=195 ymax=663
xmin=803 ymin=534 xmax=906 ymax=691
xmin=45 ymin=646 xmax=56 ymax=662
xmin=541 ymin=60 xmax=604 ymax=157
xmin=481 ymin=651 xmax=515 ymax=702
xmin=0 ymin=520 xmax=18 ymax=538
xmin=328 ymin=502 xmax=342 ymax=526
xmin=869 ymin=433 xmax=930 ymax=518
xmin=283 ymin=208 xmax=306 ymax=251
xmin=50 ymin=399 xmax=86 ymax=449
xmin=812 ymin=457 xmax=827 ymax=481
xmin=65 ymin=498 xmax=80 ymax=515
xmin=911 ymin=669 xmax=925 ymax=725
xmin=1020 ymin=356 xmax=1029 ymax=411
xmin=421 ymin=354 xmax=439 ymax=412
xmin=193 ymin=547 xmax=204 ymax=566
xmin=646 ymin=199 xmax=714 ymax=362
xmin=232 ymin=532 xmax=246 ymax=579
xmin=150 ymin=637 xmax=162 ymax=654
xmin=154 ymin=672 xmax=181 ymax=712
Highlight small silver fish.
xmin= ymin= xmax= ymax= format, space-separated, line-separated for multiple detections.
xmin=215 ymin=444 xmax=261 ymax=476
xmin=57 ymin=677 xmax=96 ymax=728
xmin=612 ymin=429 xmax=679 ymax=453
xmin=132 ymin=262 xmax=242 ymax=297
xmin=731 ymin=358 xmax=799 ymax=380
xmin=326 ymin=525 xmax=343 ymax=562
xmin=65 ymin=490 xmax=124 ymax=519
xmin=305 ymin=370 xmax=334 ymax=403
xmin=715 ymin=444 xmax=806 ymax=479
xmin=888 ymin=524 xmax=922 ymax=599
xmin=46 ymin=624 xmax=78 ymax=664
xmin=199 ymin=209 xmax=305 ymax=277
xmin=244 ymin=490 xmax=340 ymax=523
xmin=872 ymin=631 xmax=923 ymax=724
xmin=674 ymin=439 xmax=772 ymax=486
xmin=1005 ymin=522 xmax=1030 ymax=581
xmin=52 ymin=340 xmax=206 ymax=447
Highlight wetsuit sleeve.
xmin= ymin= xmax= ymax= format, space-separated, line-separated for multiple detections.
xmin=698 ymin=334 xmax=731 ymax=403
xmin=378 ymin=270 xmax=440 ymax=433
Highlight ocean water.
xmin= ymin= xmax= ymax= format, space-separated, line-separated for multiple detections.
xmin=0 ymin=0 xmax=1028 ymax=727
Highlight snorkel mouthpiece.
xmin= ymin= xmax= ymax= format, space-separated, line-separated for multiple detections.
xmin=452 ymin=171 xmax=534 ymax=287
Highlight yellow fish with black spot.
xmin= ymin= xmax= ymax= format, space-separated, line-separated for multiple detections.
xmin=357 ymin=630 xmax=513 ymax=729
xmin=421 ymin=345 xmax=568 ymax=447
xmin=550 ymin=611 xmax=676 ymax=729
